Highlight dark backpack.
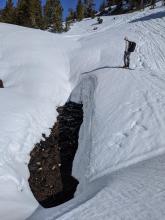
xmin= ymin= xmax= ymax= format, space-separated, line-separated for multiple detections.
xmin=128 ymin=41 xmax=136 ymax=52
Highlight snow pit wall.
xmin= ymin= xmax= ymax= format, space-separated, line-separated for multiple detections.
xmin=69 ymin=74 xmax=97 ymax=193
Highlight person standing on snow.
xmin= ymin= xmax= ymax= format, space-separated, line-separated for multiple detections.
xmin=123 ymin=37 xmax=136 ymax=68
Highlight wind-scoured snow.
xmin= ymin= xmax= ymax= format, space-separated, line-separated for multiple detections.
xmin=1 ymin=2 xmax=165 ymax=220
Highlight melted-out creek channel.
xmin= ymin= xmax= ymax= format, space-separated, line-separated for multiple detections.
xmin=28 ymin=101 xmax=83 ymax=208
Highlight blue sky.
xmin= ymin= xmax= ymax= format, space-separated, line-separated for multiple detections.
xmin=0 ymin=0 xmax=103 ymax=18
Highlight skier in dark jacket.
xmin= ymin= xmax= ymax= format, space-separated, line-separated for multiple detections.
xmin=123 ymin=37 xmax=136 ymax=68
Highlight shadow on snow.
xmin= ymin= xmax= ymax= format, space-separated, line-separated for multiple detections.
xmin=130 ymin=11 xmax=165 ymax=23
xmin=81 ymin=66 xmax=134 ymax=75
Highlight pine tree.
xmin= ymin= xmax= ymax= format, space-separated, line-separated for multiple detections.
xmin=44 ymin=0 xmax=63 ymax=32
xmin=44 ymin=0 xmax=53 ymax=28
xmin=0 ymin=10 xmax=2 ymax=22
xmin=16 ymin=0 xmax=32 ymax=27
xmin=53 ymin=0 xmax=63 ymax=32
xmin=66 ymin=8 xmax=76 ymax=24
xmin=84 ymin=0 xmax=95 ymax=18
xmin=30 ymin=0 xmax=43 ymax=29
xmin=1 ymin=0 xmax=16 ymax=24
xmin=76 ymin=0 xmax=84 ymax=21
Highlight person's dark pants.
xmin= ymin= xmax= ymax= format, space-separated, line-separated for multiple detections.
xmin=124 ymin=51 xmax=131 ymax=68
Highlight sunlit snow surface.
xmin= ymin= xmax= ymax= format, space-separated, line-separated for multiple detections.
xmin=0 ymin=25 xmax=77 ymax=220
xmin=1 ymin=2 xmax=165 ymax=220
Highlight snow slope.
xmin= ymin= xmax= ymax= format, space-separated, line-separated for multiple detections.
xmin=0 ymin=24 xmax=78 ymax=220
xmin=29 ymin=3 xmax=165 ymax=220
xmin=1 ymin=2 xmax=165 ymax=220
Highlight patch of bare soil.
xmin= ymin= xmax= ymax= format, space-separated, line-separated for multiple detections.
xmin=28 ymin=101 xmax=83 ymax=208
xmin=0 ymin=80 xmax=4 ymax=88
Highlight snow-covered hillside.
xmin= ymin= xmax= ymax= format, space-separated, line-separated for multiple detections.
xmin=1 ymin=2 xmax=165 ymax=220
xmin=0 ymin=24 xmax=77 ymax=220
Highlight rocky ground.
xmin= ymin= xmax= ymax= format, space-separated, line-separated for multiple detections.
xmin=28 ymin=101 xmax=83 ymax=208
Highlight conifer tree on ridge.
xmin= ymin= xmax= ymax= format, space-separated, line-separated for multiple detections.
xmin=30 ymin=0 xmax=43 ymax=29
xmin=2 ymin=0 xmax=16 ymax=24
xmin=44 ymin=0 xmax=63 ymax=32
xmin=76 ymin=0 xmax=84 ymax=21
xmin=16 ymin=0 xmax=32 ymax=27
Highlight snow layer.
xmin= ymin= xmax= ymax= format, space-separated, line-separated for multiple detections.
xmin=1 ymin=2 xmax=165 ymax=220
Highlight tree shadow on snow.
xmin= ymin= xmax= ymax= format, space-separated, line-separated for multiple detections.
xmin=130 ymin=11 xmax=165 ymax=23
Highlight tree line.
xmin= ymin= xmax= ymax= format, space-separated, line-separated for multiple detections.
xmin=0 ymin=0 xmax=63 ymax=32
xmin=0 ymin=0 xmax=97 ymax=32
xmin=66 ymin=0 xmax=96 ymax=27
xmin=1 ymin=0 xmax=163 ymax=32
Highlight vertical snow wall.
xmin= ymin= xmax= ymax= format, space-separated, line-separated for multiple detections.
xmin=69 ymin=74 xmax=98 ymax=194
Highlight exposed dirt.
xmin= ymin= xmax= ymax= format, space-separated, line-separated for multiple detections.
xmin=0 ymin=80 xmax=4 ymax=88
xmin=28 ymin=101 xmax=83 ymax=208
